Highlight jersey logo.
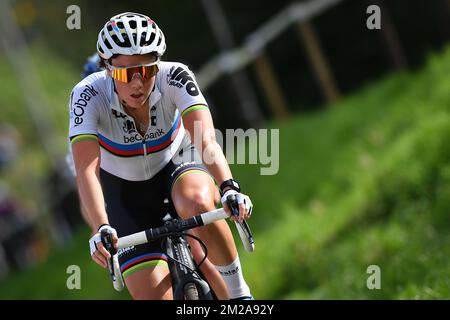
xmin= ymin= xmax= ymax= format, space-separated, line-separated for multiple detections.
xmin=112 ymin=110 xmax=127 ymax=118
xmin=150 ymin=105 xmax=157 ymax=126
xmin=123 ymin=119 xmax=137 ymax=134
xmin=123 ymin=129 xmax=166 ymax=143
xmin=120 ymin=106 xmax=156 ymax=133
xmin=71 ymin=84 xmax=98 ymax=126
xmin=167 ymin=66 xmax=199 ymax=97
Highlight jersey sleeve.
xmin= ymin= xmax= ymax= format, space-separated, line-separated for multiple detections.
xmin=167 ymin=63 xmax=209 ymax=117
xmin=68 ymin=81 xmax=100 ymax=140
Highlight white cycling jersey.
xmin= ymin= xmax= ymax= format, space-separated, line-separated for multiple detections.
xmin=67 ymin=61 xmax=208 ymax=181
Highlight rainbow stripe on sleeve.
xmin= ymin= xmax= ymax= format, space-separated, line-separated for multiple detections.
xmin=70 ymin=134 xmax=99 ymax=145
xmin=181 ymin=104 xmax=209 ymax=118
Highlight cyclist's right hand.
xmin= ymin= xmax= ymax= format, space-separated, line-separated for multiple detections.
xmin=89 ymin=224 xmax=118 ymax=268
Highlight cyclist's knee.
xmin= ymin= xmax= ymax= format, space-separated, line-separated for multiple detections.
xmin=175 ymin=187 xmax=215 ymax=218
xmin=192 ymin=189 xmax=215 ymax=212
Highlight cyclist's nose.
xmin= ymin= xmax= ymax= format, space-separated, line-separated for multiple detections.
xmin=129 ymin=73 xmax=144 ymax=88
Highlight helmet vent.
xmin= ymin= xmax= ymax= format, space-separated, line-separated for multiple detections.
xmin=104 ymin=39 xmax=112 ymax=50
xmin=139 ymin=34 xmax=147 ymax=46
xmin=118 ymin=35 xmax=131 ymax=48
xmin=111 ymin=34 xmax=120 ymax=45
xmin=148 ymin=32 xmax=155 ymax=45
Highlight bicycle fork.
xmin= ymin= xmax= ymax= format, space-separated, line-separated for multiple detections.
xmin=165 ymin=234 xmax=213 ymax=300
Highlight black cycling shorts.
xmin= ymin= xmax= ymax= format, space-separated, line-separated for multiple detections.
xmin=99 ymin=145 xmax=213 ymax=279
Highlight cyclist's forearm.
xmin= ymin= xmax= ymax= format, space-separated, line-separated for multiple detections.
xmin=201 ymin=140 xmax=233 ymax=185
xmin=78 ymin=196 xmax=93 ymax=226
xmin=76 ymin=170 xmax=109 ymax=233
xmin=72 ymin=140 xmax=109 ymax=233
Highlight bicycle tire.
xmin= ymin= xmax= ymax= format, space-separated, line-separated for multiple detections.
xmin=183 ymin=282 xmax=200 ymax=300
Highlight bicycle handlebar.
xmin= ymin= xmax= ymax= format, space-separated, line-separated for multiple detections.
xmin=106 ymin=207 xmax=255 ymax=292
xmin=118 ymin=208 xmax=230 ymax=249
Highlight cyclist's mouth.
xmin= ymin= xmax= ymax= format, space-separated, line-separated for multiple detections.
xmin=130 ymin=93 xmax=144 ymax=99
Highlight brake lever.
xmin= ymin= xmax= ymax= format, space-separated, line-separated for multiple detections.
xmin=226 ymin=194 xmax=241 ymax=219
xmin=226 ymin=194 xmax=255 ymax=252
xmin=100 ymin=229 xmax=118 ymax=282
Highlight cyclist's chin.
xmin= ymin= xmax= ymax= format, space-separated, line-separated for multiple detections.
xmin=125 ymin=94 xmax=149 ymax=109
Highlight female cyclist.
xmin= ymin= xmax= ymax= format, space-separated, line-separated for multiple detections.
xmin=73 ymin=49 xmax=229 ymax=300
xmin=68 ymin=12 xmax=253 ymax=300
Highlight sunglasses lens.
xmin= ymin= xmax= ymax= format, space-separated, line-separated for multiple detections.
xmin=112 ymin=68 xmax=128 ymax=82
xmin=112 ymin=64 xmax=159 ymax=83
xmin=140 ymin=65 xmax=159 ymax=80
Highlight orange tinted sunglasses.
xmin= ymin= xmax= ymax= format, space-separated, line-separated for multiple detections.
xmin=107 ymin=60 xmax=159 ymax=83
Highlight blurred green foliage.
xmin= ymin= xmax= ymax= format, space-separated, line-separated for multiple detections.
xmin=1 ymin=42 xmax=449 ymax=299
xmin=237 ymin=46 xmax=450 ymax=299
xmin=0 ymin=43 xmax=75 ymax=213
xmin=0 ymin=228 xmax=131 ymax=299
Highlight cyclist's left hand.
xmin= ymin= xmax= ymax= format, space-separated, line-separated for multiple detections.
xmin=89 ymin=224 xmax=118 ymax=268
xmin=221 ymin=190 xmax=253 ymax=223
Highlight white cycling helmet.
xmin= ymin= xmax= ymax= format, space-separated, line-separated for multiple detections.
xmin=97 ymin=12 xmax=166 ymax=60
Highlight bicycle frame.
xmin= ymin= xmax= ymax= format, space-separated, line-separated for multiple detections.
xmin=164 ymin=229 xmax=213 ymax=300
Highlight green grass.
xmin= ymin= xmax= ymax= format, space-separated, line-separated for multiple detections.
xmin=234 ymin=47 xmax=450 ymax=299
xmin=1 ymin=44 xmax=449 ymax=299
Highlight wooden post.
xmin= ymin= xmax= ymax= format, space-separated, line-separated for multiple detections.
xmin=253 ymin=53 xmax=290 ymax=121
xmin=371 ymin=0 xmax=408 ymax=70
xmin=296 ymin=20 xmax=340 ymax=104
xmin=436 ymin=0 xmax=450 ymax=40
xmin=200 ymin=0 xmax=264 ymax=128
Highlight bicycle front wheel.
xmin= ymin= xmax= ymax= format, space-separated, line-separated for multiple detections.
xmin=183 ymin=282 xmax=200 ymax=300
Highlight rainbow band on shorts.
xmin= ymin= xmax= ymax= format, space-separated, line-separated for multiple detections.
xmin=70 ymin=134 xmax=98 ymax=145
xmin=120 ymin=253 xmax=168 ymax=279
xmin=171 ymin=165 xmax=212 ymax=190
